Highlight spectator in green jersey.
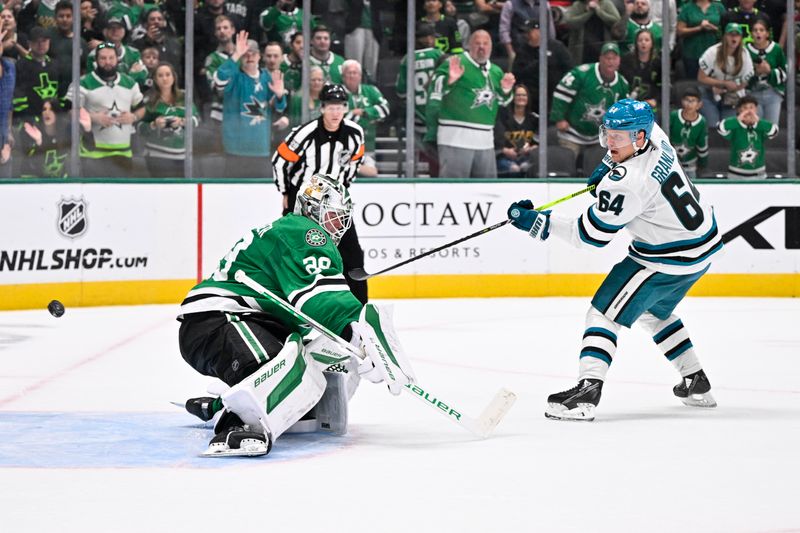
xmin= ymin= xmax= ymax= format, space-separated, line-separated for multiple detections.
xmin=676 ymin=0 xmax=726 ymax=80
xmin=139 ymin=62 xmax=200 ymax=177
xmin=746 ymin=17 xmax=786 ymax=126
xmin=718 ymin=94 xmax=777 ymax=179
xmin=669 ymin=85 xmax=708 ymax=178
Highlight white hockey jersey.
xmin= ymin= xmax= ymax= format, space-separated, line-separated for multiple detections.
xmin=549 ymin=124 xmax=723 ymax=275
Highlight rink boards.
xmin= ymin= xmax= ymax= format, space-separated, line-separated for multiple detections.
xmin=1 ymin=180 xmax=798 ymax=309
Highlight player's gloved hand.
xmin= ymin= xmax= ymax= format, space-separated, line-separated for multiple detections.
xmin=507 ymin=200 xmax=551 ymax=241
xmin=586 ymin=161 xmax=611 ymax=197
xmin=349 ymin=304 xmax=416 ymax=395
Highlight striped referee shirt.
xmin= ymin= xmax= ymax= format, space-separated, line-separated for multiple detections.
xmin=272 ymin=116 xmax=365 ymax=194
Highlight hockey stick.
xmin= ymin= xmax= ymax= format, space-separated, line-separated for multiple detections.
xmin=234 ymin=269 xmax=516 ymax=438
xmin=347 ymin=184 xmax=596 ymax=281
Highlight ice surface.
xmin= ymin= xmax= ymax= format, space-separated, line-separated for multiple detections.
xmin=1 ymin=298 xmax=798 ymax=532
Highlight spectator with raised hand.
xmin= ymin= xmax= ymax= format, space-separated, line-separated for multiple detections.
xmin=342 ymin=59 xmax=389 ymax=176
xmin=562 ymin=0 xmax=621 ymax=65
xmin=132 ymin=9 xmax=183 ymax=76
xmin=697 ymin=22 xmax=753 ymax=127
xmin=550 ymin=42 xmax=629 ymax=170
xmin=717 ymin=94 xmax=777 ymax=178
xmin=745 ymin=17 xmax=786 ymax=126
xmin=620 ymin=29 xmax=661 ymax=110
xmin=494 ymin=83 xmax=537 ymax=177
xmin=676 ymin=0 xmax=727 ymax=79
xmin=67 ymin=40 xmax=145 ymax=177
xmin=79 ymin=0 xmax=104 ymax=49
xmin=1 ymin=8 xmax=28 ymax=61
xmin=214 ymin=30 xmax=287 ymax=178
xmin=308 ymin=25 xmax=345 ymax=84
xmin=138 ymin=62 xmax=199 ymax=178
xmin=16 ymin=98 xmax=77 ymax=178
xmin=195 ymin=0 xmax=243 ymax=82
xmin=426 ymin=30 xmax=515 ymax=178
xmin=86 ymin=17 xmax=148 ymax=89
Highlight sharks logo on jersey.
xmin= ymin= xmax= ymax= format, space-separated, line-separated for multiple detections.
xmin=242 ymin=96 xmax=266 ymax=125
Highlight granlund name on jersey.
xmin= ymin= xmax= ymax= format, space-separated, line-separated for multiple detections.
xmin=178 ymin=214 xmax=362 ymax=336
xmin=549 ymin=124 xmax=724 ymax=275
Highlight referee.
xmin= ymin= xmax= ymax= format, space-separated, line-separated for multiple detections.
xmin=272 ymin=83 xmax=368 ymax=303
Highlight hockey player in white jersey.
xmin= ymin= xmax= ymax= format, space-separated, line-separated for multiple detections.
xmin=507 ymin=99 xmax=723 ymax=421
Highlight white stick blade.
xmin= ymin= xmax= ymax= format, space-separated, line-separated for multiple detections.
xmin=474 ymin=388 xmax=517 ymax=438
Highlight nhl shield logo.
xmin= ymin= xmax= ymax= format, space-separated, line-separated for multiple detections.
xmin=57 ymin=197 xmax=88 ymax=239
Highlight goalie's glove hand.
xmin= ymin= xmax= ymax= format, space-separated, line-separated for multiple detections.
xmin=349 ymin=315 xmax=415 ymax=396
xmin=586 ymin=161 xmax=611 ymax=197
xmin=507 ymin=200 xmax=551 ymax=241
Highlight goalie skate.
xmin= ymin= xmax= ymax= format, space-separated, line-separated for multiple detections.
xmin=673 ymin=370 xmax=717 ymax=408
xmin=202 ymin=411 xmax=271 ymax=458
xmin=545 ymin=379 xmax=603 ymax=421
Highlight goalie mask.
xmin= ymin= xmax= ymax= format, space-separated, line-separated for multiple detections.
xmin=294 ymin=174 xmax=353 ymax=244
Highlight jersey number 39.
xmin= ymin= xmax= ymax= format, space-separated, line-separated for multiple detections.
xmin=303 ymin=256 xmax=331 ymax=275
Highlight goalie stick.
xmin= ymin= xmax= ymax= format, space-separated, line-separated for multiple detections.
xmin=347 ymin=184 xmax=596 ymax=281
xmin=234 ymin=269 xmax=516 ymax=438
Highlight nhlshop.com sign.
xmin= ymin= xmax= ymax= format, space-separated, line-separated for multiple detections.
xmin=0 ymin=184 xmax=195 ymax=284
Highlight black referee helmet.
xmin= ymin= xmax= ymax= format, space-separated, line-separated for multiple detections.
xmin=320 ymin=83 xmax=348 ymax=104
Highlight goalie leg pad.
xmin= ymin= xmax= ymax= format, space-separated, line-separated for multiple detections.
xmin=221 ymin=332 xmax=327 ymax=441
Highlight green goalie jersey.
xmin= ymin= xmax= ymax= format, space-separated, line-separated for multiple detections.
xmin=550 ymin=63 xmax=630 ymax=144
xmin=179 ymin=214 xmax=362 ymax=337
xmin=718 ymin=117 xmax=778 ymax=178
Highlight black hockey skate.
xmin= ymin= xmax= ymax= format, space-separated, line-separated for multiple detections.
xmin=202 ymin=410 xmax=271 ymax=458
xmin=185 ymin=396 xmax=223 ymax=422
xmin=545 ymin=379 xmax=603 ymax=421
xmin=673 ymin=369 xmax=717 ymax=408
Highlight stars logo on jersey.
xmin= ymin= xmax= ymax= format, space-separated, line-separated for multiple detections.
xmin=471 ymin=84 xmax=495 ymax=109
xmin=582 ymin=99 xmax=607 ymax=124
xmin=34 ymin=72 xmax=59 ymax=100
xmin=738 ymin=146 xmax=758 ymax=165
xmin=102 ymin=101 xmax=124 ymax=130
xmin=675 ymin=144 xmax=690 ymax=158
xmin=305 ymin=228 xmax=327 ymax=247
xmin=242 ymin=96 xmax=266 ymax=125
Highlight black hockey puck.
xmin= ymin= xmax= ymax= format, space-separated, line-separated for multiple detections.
xmin=48 ymin=300 xmax=65 ymax=318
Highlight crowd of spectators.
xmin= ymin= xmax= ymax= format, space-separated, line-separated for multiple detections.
xmin=0 ymin=0 xmax=794 ymax=179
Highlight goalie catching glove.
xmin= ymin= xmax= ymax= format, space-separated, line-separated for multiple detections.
xmin=350 ymin=303 xmax=416 ymax=395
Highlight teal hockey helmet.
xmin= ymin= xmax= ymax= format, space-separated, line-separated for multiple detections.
xmin=599 ymin=99 xmax=655 ymax=147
